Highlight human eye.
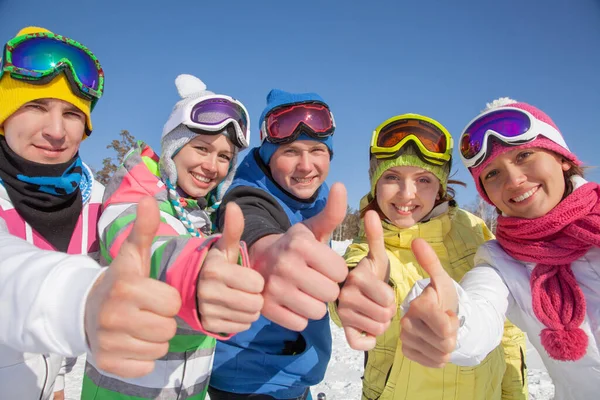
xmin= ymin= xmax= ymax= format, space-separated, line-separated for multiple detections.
xmin=65 ymin=111 xmax=85 ymax=120
xmin=26 ymin=103 xmax=45 ymax=111
xmin=219 ymin=153 xmax=232 ymax=162
xmin=516 ymin=151 xmax=533 ymax=162
xmin=484 ymin=169 xmax=499 ymax=180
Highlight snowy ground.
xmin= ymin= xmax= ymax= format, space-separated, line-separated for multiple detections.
xmin=65 ymin=240 xmax=554 ymax=399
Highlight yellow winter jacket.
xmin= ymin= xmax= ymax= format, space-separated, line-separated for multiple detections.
xmin=330 ymin=202 xmax=528 ymax=400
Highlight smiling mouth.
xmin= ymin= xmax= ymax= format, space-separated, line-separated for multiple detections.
xmin=35 ymin=145 xmax=65 ymax=153
xmin=511 ymin=186 xmax=539 ymax=203
xmin=393 ymin=204 xmax=417 ymax=213
xmin=191 ymin=172 xmax=211 ymax=183
xmin=292 ymin=176 xmax=317 ymax=184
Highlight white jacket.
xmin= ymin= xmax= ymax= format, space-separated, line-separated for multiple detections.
xmin=404 ymin=241 xmax=600 ymax=400
xmin=0 ymin=219 xmax=105 ymax=399
xmin=447 ymin=240 xmax=600 ymax=400
xmin=0 ymin=169 xmax=105 ymax=400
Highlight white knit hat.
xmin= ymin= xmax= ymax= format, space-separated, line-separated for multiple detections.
xmin=159 ymin=74 xmax=239 ymax=201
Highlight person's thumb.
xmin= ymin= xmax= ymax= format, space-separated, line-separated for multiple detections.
xmin=363 ymin=210 xmax=388 ymax=281
xmin=411 ymin=238 xmax=457 ymax=312
xmin=214 ymin=202 xmax=245 ymax=263
xmin=113 ymin=196 xmax=160 ymax=277
xmin=303 ymin=182 xmax=347 ymax=243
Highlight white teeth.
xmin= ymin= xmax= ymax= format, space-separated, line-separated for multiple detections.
xmin=191 ymin=173 xmax=210 ymax=183
xmin=394 ymin=205 xmax=416 ymax=212
xmin=293 ymin=177 xmax=315 ymax=183
xmin=512 ymin=187 xmax=537 ymax=203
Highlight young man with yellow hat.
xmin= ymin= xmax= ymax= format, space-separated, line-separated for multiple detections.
xmin=0 ymin=27 xmax=182 ymax=399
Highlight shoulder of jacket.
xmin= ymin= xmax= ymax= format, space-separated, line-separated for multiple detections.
xmin=475 ymin=240 xmax=519 ymax=267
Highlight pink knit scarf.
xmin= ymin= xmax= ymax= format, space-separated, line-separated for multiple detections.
xmin=495 ymin=182 xmax=600 ymax=361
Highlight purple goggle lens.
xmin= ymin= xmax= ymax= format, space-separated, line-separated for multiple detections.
xmin=460 ymin=109 xmax=531 ymax=160
xmin=190 ymin=98 xmax=249 ymax=136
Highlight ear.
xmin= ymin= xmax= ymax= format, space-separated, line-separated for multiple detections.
xmin=561 ymin=159 xmax=572 ymax=172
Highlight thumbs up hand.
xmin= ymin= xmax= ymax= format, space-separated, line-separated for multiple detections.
xmin=400 ymin=238 xmax=460 ymax=368
xmin=337 ymin=210 xmax=396 ymax=351
xmin=84 ymin=197 xmax=182 ymax=378
xmin=197 ymin=202 xmax=264 ymax=335
xmin=253 ymin=183 xmax=349 ymax=332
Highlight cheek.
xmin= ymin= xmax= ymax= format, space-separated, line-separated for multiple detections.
xmin=272 ymin=158 xmax=294 ymax=177
xmin=218 ymin=162 xmax=230 ymax=179
xmin=316 ymin=157 xmax=330 ymax=174
xmin=420 ymin=186 xmax=439 ymax=204
xmin=481 ymin=182 xmax=502 ymax=204
xmin=375 ymin=181 xmax=394 ymax=203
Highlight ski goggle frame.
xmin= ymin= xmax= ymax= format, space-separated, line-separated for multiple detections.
xmin=1 ymin=32 xmax=104 ymax=109
xmin=163 ymin=95 xmax=251 ymax=149
xmin=459 ymin=107 xmax=569 ymax=168
xmin=260 ymin=101 xmax=335 ymax=144
xmin=370 ymin=114 xmax=453 ymax=166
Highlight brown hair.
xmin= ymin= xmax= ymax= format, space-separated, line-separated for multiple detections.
xmin=360 ymin=177 xmax=466 ymax=220
xmin=563 ymin=161 xmax=586 ymax=199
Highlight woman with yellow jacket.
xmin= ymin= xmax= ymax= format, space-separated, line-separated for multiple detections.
xmin=331 ymin=114 xmax=528 ymax=400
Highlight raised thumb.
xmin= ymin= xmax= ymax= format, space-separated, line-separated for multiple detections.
xmin=363 ymin=210 xmax=388 ymax=280
xmin=115 ymin=196 xmax=160 ymax=277
xmin=411 ymin=238 xmax=456 ymax=311
xmin=214 ymin=201 xmax=244 ymax=263
xmin=303 ymin=182 xmax=347 ymax=243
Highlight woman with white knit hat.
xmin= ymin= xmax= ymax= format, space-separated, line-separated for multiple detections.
xmin=82 ymin=74 xmax=265 ymax=400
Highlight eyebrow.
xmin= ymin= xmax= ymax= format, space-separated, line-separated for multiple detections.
xmin=30 ymin=99 xmax=84 ymax=114
xmin=192 ymin=138 xmax=234 ymax=155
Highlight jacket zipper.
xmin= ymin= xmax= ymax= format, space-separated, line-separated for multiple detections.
xmin=39 ymin=354 xmax=49 ymax=400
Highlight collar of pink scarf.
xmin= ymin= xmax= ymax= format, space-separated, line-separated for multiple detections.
xmin=496 ymin=182 xmax=600 ymax=361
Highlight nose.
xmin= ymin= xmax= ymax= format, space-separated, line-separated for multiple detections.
xmin=297 ymin=151 xmax=312 ymax=171
xmin=396 ymin=179 xmax=416 ymax=199
xmin=201 ymin=154 xmax=218 ymax=174
xmin=505 ymin=164 xmax=527 ymax=188
xmin=42 ymin=112 xmax=67 ymax=143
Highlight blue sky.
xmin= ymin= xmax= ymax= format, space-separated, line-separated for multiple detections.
xmin=1 ymin=0 xmax=599 ymax=209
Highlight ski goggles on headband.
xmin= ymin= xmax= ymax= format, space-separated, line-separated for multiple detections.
xmin=1 ymin=32 xmax=104 ymax=108
xmin=370 ymin=114 xmax=453 ymax=166
xmin=459 ymin=107 xmax=569 ymax=168
xmin=260 ymin=101 xmax=335 ymax=144
xmin=163 ymin=96 xmax=251 ymax=149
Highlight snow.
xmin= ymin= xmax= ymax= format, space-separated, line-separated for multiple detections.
xmin=64 ymin=240 xmax=555 ymax=399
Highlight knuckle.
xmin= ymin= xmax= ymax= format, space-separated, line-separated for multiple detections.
xmin=163 ymin=318 xmax=178 ymax=340
xmin=321 ymin=283 xmax=340 ymax=303
xmin=373 ymin=322 xmax=389 ymax=336
xmin=95 ymin=355 xmax=115 ymax=373
xmin=291 ymin=318 xmax=308 ymax=332
xmin=98 ymin=307 xmax=122 ymax=330
xmin=308 ymin=302 xmax=327 ymax=320
xmin=111 ymin=279 xmax=132 ymax=300
xmin=154 ymin=342 xmax=170 ymax=359
xmin=287 ymin=236 xmax=308 ymax=254
xmin=251 ymin=295 xmax=264 ymax=313
xmin=200 ymin=265 xmax=222 ymax=281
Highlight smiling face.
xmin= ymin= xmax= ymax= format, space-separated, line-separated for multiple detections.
xmin=173 ymin=134 xmax=234 ymax=198
xmin=479 ymin=147 xmax=571 ymax=219
xmin=1 ymin=98 xmax=86 ymax=164
xmin=375 ymin=165 xmax=441 ymax=228
xmin=269 ymin=140 xmax=330 ymax=199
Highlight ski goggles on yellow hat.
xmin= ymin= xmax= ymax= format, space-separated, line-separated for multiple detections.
xmin=1 ymin=31 xmax=104 ymax=109
xmin=370 ymin=114 xmax=453 ymax=166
